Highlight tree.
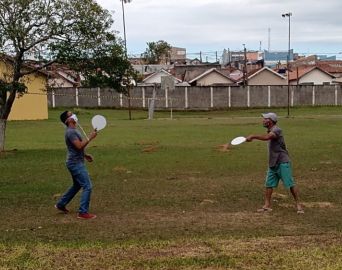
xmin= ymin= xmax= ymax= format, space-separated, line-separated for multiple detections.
xmin=73 ymin=37 xmax=134 ymax=92
xmin=0 ymin=0 xmax=130 ymax=151
xmin=142 ymin=40 xmax=171 ymax=64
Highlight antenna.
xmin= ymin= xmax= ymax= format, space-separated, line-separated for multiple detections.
xmin=268 ymin=28 xmax=271 ymax=51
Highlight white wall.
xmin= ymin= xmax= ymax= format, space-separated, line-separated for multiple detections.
xmin=196 ymin=72 xmax=234 ymax=86
xmin=297 ymin=69 xmax=334 ymax=85
xmin=248 ymin=70 xmax=286 ymax=85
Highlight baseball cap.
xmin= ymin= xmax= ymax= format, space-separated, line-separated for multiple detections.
xmin=261 ymin=112 xmax=278 ymax=123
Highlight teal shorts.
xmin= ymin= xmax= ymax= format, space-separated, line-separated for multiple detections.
xmin=265 ymin=162 xmax=295 ymax=189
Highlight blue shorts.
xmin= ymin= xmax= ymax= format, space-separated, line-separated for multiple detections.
xmin=265 ymin=162 xmax=295 ymax=189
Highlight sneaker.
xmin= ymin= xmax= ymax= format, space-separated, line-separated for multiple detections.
xmin=77 ymin=213 xmax=97 ymax=219
xmin=55 ymin=204 xmax=69 ymax=214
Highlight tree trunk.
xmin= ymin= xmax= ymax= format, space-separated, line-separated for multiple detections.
xmin=0 ymin=119 xmax=6 ymax=152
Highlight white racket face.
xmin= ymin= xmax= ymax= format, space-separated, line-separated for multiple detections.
xmin=230 ymin=136 xmax=246 ymax=145
xmin=91 ymin=115 xmax=107 ymax=131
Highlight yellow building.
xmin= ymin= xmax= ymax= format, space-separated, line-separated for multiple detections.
xmin=0 ymin=59 xmax=48 ymax=120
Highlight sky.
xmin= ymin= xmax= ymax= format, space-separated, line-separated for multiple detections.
xmin=97 ymin=0 xmax=342 ymax=60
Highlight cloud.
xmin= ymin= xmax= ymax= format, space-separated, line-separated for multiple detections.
xmin=97 ymin=0 xmax=342 ymax=57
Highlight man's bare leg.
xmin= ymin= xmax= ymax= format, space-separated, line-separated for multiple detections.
xmin=264 ymin=187 xmax=273 ymax=208
xmin=258 ymin=187 xmax=273 ymax=212
xmin=290 ymin=186 xmax=304 ymax=213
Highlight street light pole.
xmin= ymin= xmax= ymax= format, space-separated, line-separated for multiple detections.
xmin=242 ymin=44 xmax=248 ymax=87
xmin=121 ymin=0 xmax=129 ymax=58
xmin=282 ymin=12 xmax=292 ymax=117
xmin=121 ymin=0 xmax=132 ymax=119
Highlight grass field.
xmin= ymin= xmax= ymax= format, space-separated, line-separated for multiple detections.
xmin=1 ymin=107 xmax=342 ymax=269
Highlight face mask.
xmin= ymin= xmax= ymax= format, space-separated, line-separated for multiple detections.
xmin=263 ymin=119 xmax=270 ymax=128
xmin=69 ymin=114 xmax=78 ymax=123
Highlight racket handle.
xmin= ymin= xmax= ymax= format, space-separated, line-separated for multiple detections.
xmin=78 ymin=123 xmax=89 ymax=141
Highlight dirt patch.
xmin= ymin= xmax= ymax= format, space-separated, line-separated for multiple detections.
xmin=0 ymin=149 xmax=18 ymax=157
xmin=214 ymin=144 xmax=230 ymax=152
xmin=97 ymin=210 xmax=273 ymax=232
xmin=279 ymin=201 xmax=335 ymax=209
xmin=136 ymin=141 xmax=160 ymax=153
xmin=200 ymin=199 xmax=216 ymax=205
xmin=272 ymin=192 xmax=288 ymax=199
xmin=303 ymin=202 xmax=335 ymax=208
xmin=1 ymin=234 xmax=341 ymax=269
xmin=142 ymin=145 xmax=159 ymax=153
xmin=112 ymin=166 xmax=129 ymax=173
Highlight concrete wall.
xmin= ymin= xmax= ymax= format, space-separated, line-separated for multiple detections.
xmin=48 ymin=85 xmax=342 ymax=110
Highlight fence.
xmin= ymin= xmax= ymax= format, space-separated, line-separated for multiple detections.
xmin=48 ymin=85 xmax=342 ymax=110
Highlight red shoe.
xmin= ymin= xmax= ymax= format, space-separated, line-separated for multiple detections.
xmin=77 ymin=213 xmax=97 ymax=219
xmin=55 ymin=204 xmax=69 ymax=214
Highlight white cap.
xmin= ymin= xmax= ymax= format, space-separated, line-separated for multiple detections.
xmin=262 ymin=112 xmax=278 ymax=123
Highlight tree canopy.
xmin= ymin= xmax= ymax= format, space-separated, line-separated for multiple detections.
xmin=142 ymin=40 xmax=171 ymax=64
xmin=0 ymin=0 xmax=131 ymax=119
xmin=0 ymin=0 xmax=132 ymax=150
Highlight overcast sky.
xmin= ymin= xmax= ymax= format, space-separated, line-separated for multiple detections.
xmin=97 ymin=0 xmax=342 ymax=60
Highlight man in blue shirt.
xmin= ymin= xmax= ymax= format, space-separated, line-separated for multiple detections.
xmin=55 ymin=111 xmax=98 ymax=219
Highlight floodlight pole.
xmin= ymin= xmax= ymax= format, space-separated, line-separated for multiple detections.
xmin=282 ymin=12 xmax=292 ymax=117
xmin=242 ymin=44 xmax=248 ymax=87
xmin=121 ymin=0 xmax=128 ymax=58
xmin=121 ymin=0 xmax=132 ymax=120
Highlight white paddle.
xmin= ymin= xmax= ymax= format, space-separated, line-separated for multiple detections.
xmin=91 ymin=115 xmax=107 ymax=131
xmin=230 ymin=136 xmax=246 ymax=145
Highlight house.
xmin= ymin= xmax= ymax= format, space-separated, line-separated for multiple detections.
xmin=223 ymin=68 xmax=243 ymax=82
xmin=317 ymin=60 xmax=342 ymax=78
xmin=333 ymin=77 xmax=342 ymax=84
xmin=170 ymin=47 xmax=186 ymax=64
xmin=174 ymin=63 xmax=221 ymax=82
xmin=47 ymin=65 xmax=80 ymax=88
xmin=188 ymin=68 xmax=236 ymax=86
xmin=129 ymin=57 xmax=145 ymax=65
xmin=288 ymin=66 xmax=335 ymax=85
xmin=141 ymin=69 xmax=185 ymax=85
xmin=132 ymin=64 xmax=173 ymax=75
xmin=186 ymin=58 xmax=202 ymax=65
xmin=245 ymin=67 xmax=287 ymax=85
xmin=290 ymin=57 xmax=342 ymax=78
xmin=0 ymin=56 xmax=48 ymax=120
xmin=291 ymin=55 xmax=317 ymax=68
xmin=221 ymin=49 xmax=244 ymax=64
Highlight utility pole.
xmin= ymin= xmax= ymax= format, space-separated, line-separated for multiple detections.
xmin=121 ymin=0 xmax=132 ymax=120
xmin=243 ymin=44 xmax=248 ymax=87
xmin=268 ymin=27 xmax=271 ymax=51
xmin=282 ymin=12 xmax=292 ymax=117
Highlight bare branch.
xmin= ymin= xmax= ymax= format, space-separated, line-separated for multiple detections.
xmin=20 ymin=60 xmax=56 ymax=77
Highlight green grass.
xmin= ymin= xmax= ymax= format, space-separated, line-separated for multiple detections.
xmin=1 ymin=107 xmax=342 ymax=269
